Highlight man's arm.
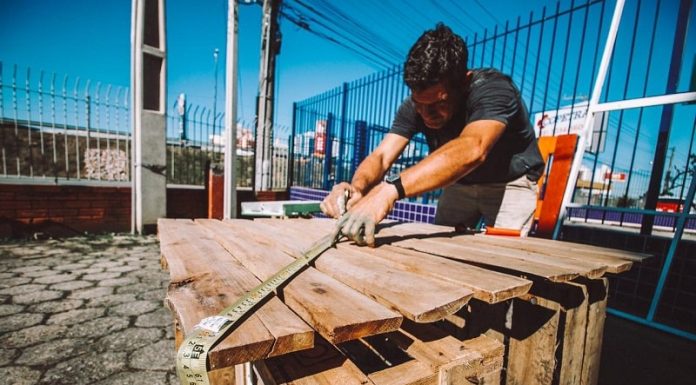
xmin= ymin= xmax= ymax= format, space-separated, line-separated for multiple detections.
xmin=340 ymin=119 xmax=506 ymax=246
xmin=400 ymin=119 xmax=506 ymax=196
xmin=320 ymin=133 xmax=409 ymax=218
xmin=352 ymin=133 xmax=410 ymax=195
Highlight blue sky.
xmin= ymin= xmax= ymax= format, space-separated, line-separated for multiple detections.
xmin=1 ymin=0 xmax=563 ymax=128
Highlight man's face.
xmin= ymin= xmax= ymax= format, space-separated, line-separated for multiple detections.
xmin=411 ymin=81 xmax=456 ymax=129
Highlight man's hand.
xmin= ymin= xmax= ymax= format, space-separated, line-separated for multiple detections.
xmin=320 ymin=183 xmax=363 ymax=218
xmin=340 ymin=182 xmax=399 ymax=247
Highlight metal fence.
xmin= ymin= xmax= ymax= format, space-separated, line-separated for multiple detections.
xmin=290 ymin=0 xmax=696 ymax=223
xmin=0 ymin=61 xmax=291 ymax=189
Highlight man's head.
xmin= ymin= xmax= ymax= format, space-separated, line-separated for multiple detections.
xmin=404 ymin=23 xmax=469 ymax=129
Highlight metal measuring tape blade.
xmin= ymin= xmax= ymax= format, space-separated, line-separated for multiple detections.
xmin=176 ymin=222 xmax=345 ymax=385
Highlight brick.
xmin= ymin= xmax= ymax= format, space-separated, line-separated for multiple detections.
xmin=79 ymin=208 xmax=105 ymax=217
xmin=17 ymin=209 xmax=49 ymax=219
xmin=64 ymin=200 xmax=92 ymax=209
xmin=48 ymin=208 xmax=79 ymax=217
xmin=6 ymin=201 xmax=32 ymax=209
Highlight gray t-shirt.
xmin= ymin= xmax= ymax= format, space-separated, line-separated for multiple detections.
xmin=389 ymin=68 xmax=544 ymax=184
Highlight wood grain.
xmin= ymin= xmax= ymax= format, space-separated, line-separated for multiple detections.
xmin=158 ymin=219 xmax=314 ymax=369
xmin=197 ymin=219 xmax=402 ymax=344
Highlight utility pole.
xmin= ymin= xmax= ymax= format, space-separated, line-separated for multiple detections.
xmin=662 ymin=146 xmax=676 ymax=195
xmin=254 ymin=0 xmax=282 ymax=193
xmin=213 ymin=48 xmax=219 ymax=138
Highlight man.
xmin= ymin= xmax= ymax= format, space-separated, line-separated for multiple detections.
xmin=320 ymin=23 xmax=544 ymax=246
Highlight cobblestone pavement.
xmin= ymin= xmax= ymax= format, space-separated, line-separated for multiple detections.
xmin=0 ymin=234 xmax=177 ymax=385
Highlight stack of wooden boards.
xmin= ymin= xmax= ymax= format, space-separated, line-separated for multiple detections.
xmin=158 ymin=218 xmax=648 ymax=385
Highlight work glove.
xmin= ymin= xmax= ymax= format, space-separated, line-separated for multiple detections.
xmin=320 ymin=182 xmax=362 ymax=218
xmin=336 ymin=182 xmax=398 ymax=247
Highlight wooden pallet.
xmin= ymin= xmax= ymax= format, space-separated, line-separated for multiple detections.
xmin=158 ymin=218 xmax=649 ymax=385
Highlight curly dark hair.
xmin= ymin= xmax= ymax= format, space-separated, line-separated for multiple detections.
xmin=404 ymin=23 xmax=468 ymax=91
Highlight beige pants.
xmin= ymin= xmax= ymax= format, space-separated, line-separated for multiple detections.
xmin=434 ymin=174 xmax=538 ymax=236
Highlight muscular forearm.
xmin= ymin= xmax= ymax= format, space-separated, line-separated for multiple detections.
xmin=400 ymin=136 xmax=486 ymax=197
xmin=351 ymin=152 xmax=389 ymax=195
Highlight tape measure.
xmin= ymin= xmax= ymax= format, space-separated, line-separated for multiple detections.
xmin=176 ymin=220 xmax=345 ymax=385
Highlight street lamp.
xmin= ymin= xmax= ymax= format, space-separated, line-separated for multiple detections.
xmin=213 ymin=48 xmax=220 ymax=145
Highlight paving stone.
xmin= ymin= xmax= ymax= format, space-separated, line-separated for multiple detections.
xmin=120 ymin=256 xmax=143 ymax=263
xmin=85 ymin=293 xmax=137 ymax=308
xmin=21 ymin=269 xmax=58 ymax=278
xmin=50 ymin=280 xmax=93 ymax=291
xmin=66 ymin=316 xmax=130 ymax=339
xmin=130 ymin=268 xmax=168 ymax=281
xmin=0 ymin=284 xmax=47 ymax=296
xmin=16 ymin=338 xmax=91 ymax=366
xmin=14 ymin=290 xmax=64 ymax=305
xmin=0 ymin=272 xmax=16 ymax=279
xmin=91 ymin=261 xmax=124 ymax=269
xmin=97 ymin=327 xmax=163 ymax=352
xmin=68 ymin=286 xmax=114 ymax=300
xmin=10 ymin=265 xmax=45 ymax=273
xmin=40 ymin=351 xmax=128 ymax=385
xmin=0 ymin=366 xmax=41 ymax=385
xmin=0 ymin=304 xmax=25 ymax=316
xmin=130 ymin=339 xmax=175 ymax=371
xmin=28 ymin=298 xmax=83 ymax=313
xmin=165 ymin=326 xmax=175 ymax=340
xmin=53 ymin=263 xmax=89 ymax=271
xmin=107 ymin=265 xmax=141 ymax=273
xmin=138 ymin=288 xmax=166 ymax=301
xmin=0 ymin=324 xmax=69 ymax=348
xmin=34 ymin=273 xmax=76 ymax=285
xmin=168 ymin=372 xmax=178 ymax=385
xmin=98 ymin=277 xmax=139 ymax=287
xmin=48 ymin=308 xmax=106 ymax=326
xmin=117 ymin=283 xmax=156 ymax=295
xmin=0 ymin=277 xmax=31 ymax=288
xmin=0 ymin=348 xmax=18 ymax=366
xmin=71 ymin=267 xmax=105 ymax=275
xmin=135 ymin=307 xmax=172 ymax=328
xmin=94 ymin=370 xmax=169 ymax=385
xmin=82 ymin=272 xmax=122 ymax=281
xmin=0 ymin=313 xmax=44 ymax=332
xmin=109 ymin=300 xmax=160 ymax=317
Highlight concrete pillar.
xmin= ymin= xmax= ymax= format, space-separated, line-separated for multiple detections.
xmin=131 ymin=0 xmax=167 ymax=234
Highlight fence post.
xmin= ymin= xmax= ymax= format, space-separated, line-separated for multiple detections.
xmin=352 ymin=120 xmax=367 ymax=177
xmin=288 ymin=102 xmax=296 ymax=189
xmin=337 ymin=82 xmax=348 ymax=183
xmin=322 ymin=113 xmax=334 ymax=191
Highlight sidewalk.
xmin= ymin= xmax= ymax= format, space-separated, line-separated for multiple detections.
xmin=0 ymin=234 xmax=694 ymax=385
xmin=0 ymin=234 xmax=175 ymax=385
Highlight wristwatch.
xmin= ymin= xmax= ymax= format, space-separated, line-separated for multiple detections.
xmin=385 ymin=174 xmax=406 ymax=200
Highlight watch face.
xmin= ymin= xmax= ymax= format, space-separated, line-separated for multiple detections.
xmin=386 ymin=174 xmax=400 ymax=183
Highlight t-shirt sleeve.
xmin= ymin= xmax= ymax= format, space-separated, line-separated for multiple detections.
xmin=389 ymin=99 xmax=418 ymax=140
xmin=467 ymin=77 xmax=520 ymax=126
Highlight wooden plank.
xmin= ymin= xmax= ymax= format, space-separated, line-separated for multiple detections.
xmin=197 ymin=219 xmax=402 ymax=344
xmin=380 ymin=223 xmax=608 ymax=279
xmin=493 ymin=234 xmax=651 ymax=262
xmin=578 ymin=278 xmax=608 ymax=385
xmin=521 ymin=281 xmax=590 ymax=385
xmin=262 ymin=336 xmax=377 ymax=385
xmin=253 ymin=218 xmax=532 ymax=303
xmin=269 ymin=219 xmax=581 ymax=282
xmin=505 ymin=298 xmax=561 ymax=385
xmin=392 ymin=321 xmax=504 ymax=384
xmin=471 ymin=235 xmax=634 ymax=273
xmin=349 ymin=243 xmax=532 ymax=304
xmin=248 ymin=219 xmax=474 ymax=323
xmin=158 ymin=219 xmax=314 ymax=369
